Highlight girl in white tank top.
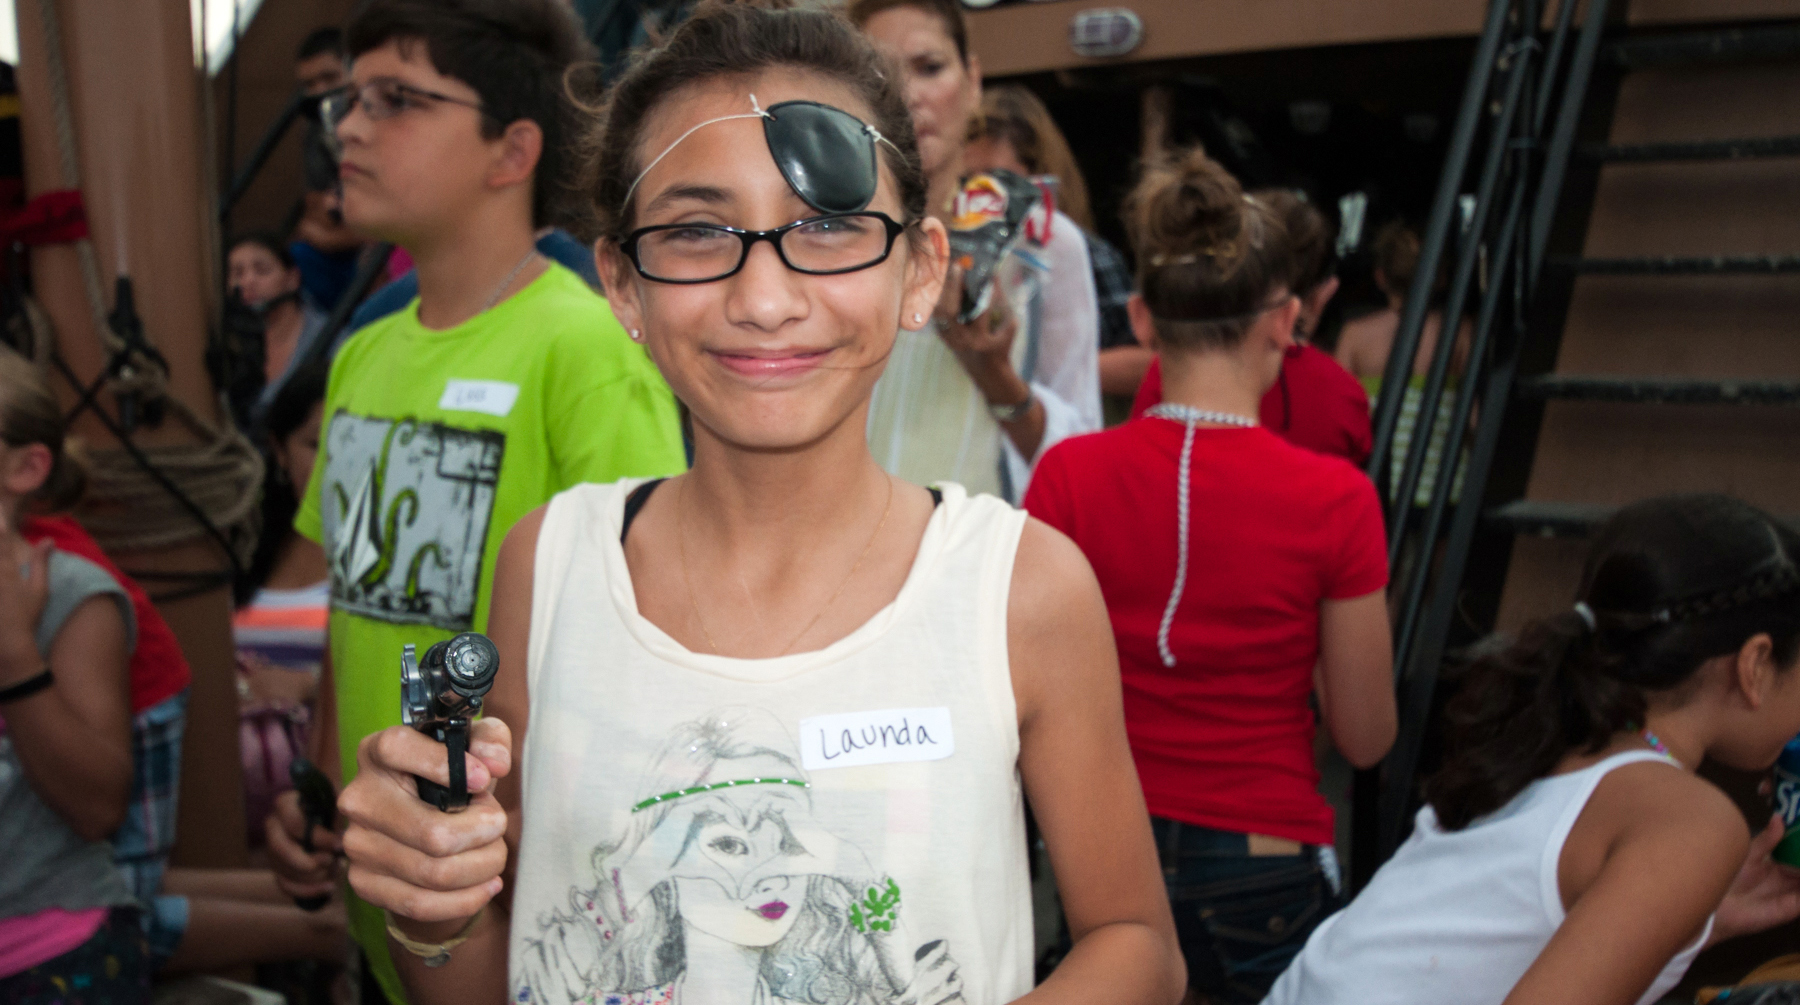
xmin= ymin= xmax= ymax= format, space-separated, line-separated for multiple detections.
xmin=1269 ymin=494 xmax=1800 ymax=1004
xmin=332 ymin=7 xmax=1182 ymax=1005
xmin=510 ymin=480 xmax=1030 ymax=1004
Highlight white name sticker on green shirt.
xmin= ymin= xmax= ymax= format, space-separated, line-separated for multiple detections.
xmin=440 ymin=379 xmax=520 ymax=417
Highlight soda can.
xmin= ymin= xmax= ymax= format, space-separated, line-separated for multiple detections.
xmin=1774 ymin=735 xmax=1800 ymax=868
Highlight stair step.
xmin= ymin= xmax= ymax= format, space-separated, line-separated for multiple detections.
xmin=1486 ymin=500 xmax=1616 ymax=538
xmin=1607 ymin=24 xmax=1800 ymax=69
xmin=1548 ymin=254 xmax=1800 ymax=275
xmin=1579 ymin=135 xmax=1800 ymax=163
xmin=1489 ymin=500 xmax=1800 ymax=538
xmin=1516 ymin=375 xmax=1800 ymax=404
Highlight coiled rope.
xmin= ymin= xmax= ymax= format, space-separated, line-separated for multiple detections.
xmin=28 ymin=0 xmax=262 ymax=594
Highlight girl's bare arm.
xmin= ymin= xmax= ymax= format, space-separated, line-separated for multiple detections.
xmin=3 ymin=593 xmax=132 ymax=841
xmin=1010 ymin=518 xmax=1186 ymax=1004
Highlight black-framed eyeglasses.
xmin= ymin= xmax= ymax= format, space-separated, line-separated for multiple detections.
xmin=320 ymin=78 xmax=492 ymax=151
xmin=621 ymin=212 xmax=908 ymax=285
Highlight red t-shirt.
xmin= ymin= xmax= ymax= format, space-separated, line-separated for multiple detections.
xmin=23 ymin=515 xmax=192 ymax=713
xmin=1024 ymin=420 xmax=1387 ymax=845
xmin=1129 ymin=345 xmax=1373 ymax=467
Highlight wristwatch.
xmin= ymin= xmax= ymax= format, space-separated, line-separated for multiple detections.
xmin=988 ymin=387 xmax=1035 ymax=424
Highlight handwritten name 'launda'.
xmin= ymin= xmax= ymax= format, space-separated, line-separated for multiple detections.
xmin=798 ymin=707 xmax=957 ymax=770
xmin=819 ymin=717 xmax=941 ymax=761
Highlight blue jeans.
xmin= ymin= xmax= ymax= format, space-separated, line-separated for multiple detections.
xmin=109 ymin=690 xmax=188 ymax=966
xmin=1152 ymin=818 xmax=1340 ymax=1004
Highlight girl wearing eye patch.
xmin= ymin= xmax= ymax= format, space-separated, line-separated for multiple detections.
xmin=333 ymin=3 xmax=1183 ymax=1004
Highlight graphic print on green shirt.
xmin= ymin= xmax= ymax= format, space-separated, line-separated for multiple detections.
xmin=324 ymin=412 xmax=503 ymax=629
xmin=292 ymin=261 xmax=685 ymax=1005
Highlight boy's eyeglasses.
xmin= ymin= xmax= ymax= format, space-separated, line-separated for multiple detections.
xmin=320 ymin=78 xmax=493 ymax=152
xmin=621 ymin=212 xmax=909 ymax=285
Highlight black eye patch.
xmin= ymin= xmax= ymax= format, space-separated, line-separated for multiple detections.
xmin=762 ymin=100 xmax=881 ymax=214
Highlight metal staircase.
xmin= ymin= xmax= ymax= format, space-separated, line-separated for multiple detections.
xmin=1359 ymin=2 xmax=1800 ymax=885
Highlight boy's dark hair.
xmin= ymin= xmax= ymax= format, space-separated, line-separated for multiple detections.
xmin=1426 ymin=494 xmax=1800 ymax=830
xmin=583 ymin=0 xmax=926 ymax=240
xmin=296 ymin=27 xmax=346 ymax=63
xmin=345 ymin=0 xmax=594 ymax=230
xmin=845 ymin=0 xmax=968 ymax=63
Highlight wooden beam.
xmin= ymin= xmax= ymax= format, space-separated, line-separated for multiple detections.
xmin=967 ymin=0 xmax=1488 ymax=77
xmin=968 ymin=0 xmax=1800 ymax=78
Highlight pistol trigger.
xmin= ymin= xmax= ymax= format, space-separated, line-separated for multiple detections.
xmin=445 ymin=726 xmax=469 ymax=811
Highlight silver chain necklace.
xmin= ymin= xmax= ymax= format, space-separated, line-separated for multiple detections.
xmin=480 ymin=247 xmax=543 ymax=313
xmin=1145 ymin=403 xmax=1258 ymax=428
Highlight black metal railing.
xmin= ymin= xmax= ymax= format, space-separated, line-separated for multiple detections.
xmin=220 ymin=91 xmax=310 ymax=225
xmin=1357 ymin=0 xmax=1615 ymax=877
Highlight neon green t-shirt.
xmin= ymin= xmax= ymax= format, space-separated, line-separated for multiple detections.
xmin=294 ymin=262 xmax=684 ymax=1002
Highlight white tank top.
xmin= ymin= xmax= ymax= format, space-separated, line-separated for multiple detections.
xmin=510 ymin=480 xmax=1034 ymax=1005
xmin=1264 ymin=750 xmax=1711 ymax=1005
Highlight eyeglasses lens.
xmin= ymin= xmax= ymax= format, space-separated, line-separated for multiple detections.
xmin=320 ymin=81 xmax=411 ymax=131
xmin=636 ymin=216 xmax=891 ymax=283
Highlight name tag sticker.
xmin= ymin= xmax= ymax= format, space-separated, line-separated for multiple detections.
xmin=801 ymin=707 xmax=954 ymax=771
xmin=439 ymin=380 xmax=520 ymax=418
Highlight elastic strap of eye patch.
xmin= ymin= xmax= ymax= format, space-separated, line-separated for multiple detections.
xmin=865 ymin=125 xmax=904 ymax=159
xmin=621 ymin=95 xmax=774 ymax=212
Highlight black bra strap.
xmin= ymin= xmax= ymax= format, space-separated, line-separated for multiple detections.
xmin=620 ymin=478 xmax=666 ymax=544
xmin=626 ymin=479 xmax=935 ymax=544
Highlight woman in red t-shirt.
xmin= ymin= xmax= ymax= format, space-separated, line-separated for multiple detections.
xmin=1025 ymin=149 xmax=1396 ymax=1004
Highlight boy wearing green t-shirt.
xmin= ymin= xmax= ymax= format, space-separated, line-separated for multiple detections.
xmin=267 ymin=2 xmax=684 ymax=999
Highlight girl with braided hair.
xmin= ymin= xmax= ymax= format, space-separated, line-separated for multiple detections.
xmin=1268 ymin=493 xmax=1800 ymax=1005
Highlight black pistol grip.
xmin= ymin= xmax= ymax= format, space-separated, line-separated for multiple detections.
xmin=286 ymin=758 xmax=339 ymax=912
xmin=415 ymin=724 xmax=471 ymax=812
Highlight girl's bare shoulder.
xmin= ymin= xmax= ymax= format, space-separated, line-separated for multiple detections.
xmin=1587 ymin=757 xmax=1749 ymax=854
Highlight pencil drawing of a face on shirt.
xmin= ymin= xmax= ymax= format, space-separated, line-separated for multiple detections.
xmin=515 ymin=708 xmax=963 ymax=1005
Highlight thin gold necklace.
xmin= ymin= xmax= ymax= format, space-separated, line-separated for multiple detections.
xmin=678 ymin=475 xmax=896 ymax=657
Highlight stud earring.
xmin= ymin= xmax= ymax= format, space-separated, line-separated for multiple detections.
xmin=912 ymin=313 xmax=923 ymax=325
xmin=629 ymin=329 xmax=642 ymax=342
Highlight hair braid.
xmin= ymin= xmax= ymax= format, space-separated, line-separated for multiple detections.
xmin=1661 ymin=564 xmax=1800 ymax=623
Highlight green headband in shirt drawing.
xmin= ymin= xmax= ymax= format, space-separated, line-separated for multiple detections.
xmin=631 ymin=776 xmax=810 ymax=813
